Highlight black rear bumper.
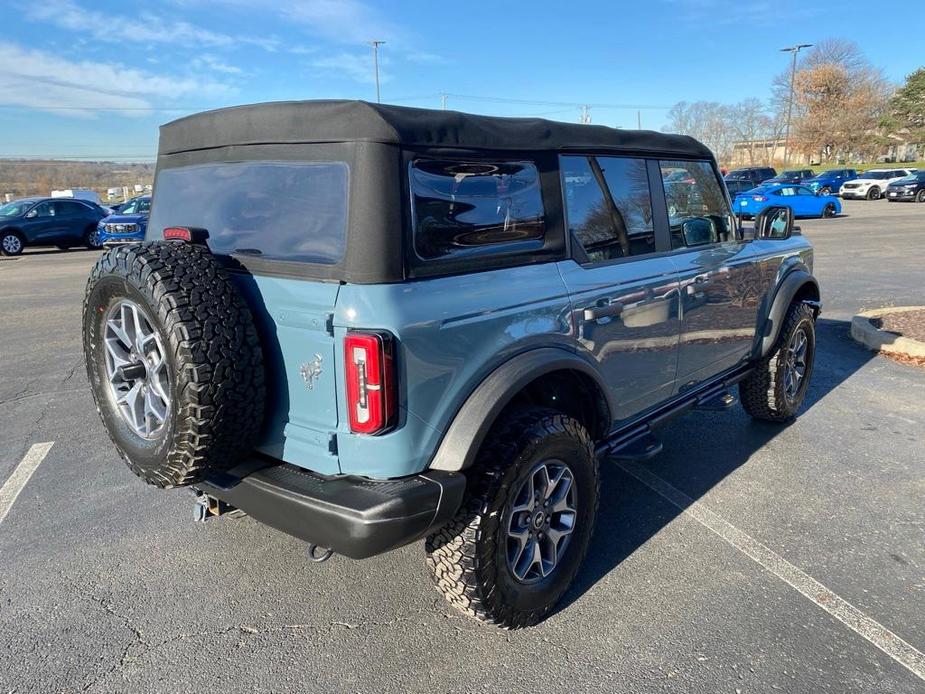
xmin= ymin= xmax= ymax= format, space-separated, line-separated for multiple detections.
xmin=199 ymin=462 xmax=466 ymax=559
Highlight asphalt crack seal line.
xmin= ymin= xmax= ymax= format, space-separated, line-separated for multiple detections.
xmin=616 ymin=460 xmax=925 ymax=683
xmin=0 ymin=442 xmax=54 ymax=525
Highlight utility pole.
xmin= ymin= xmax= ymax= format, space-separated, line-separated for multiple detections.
xmin=369 ymin=40 xmax=385 ymax=103
xmin=780 ymin=43 xmax=812 ymax=166
xmin=440 ymin=94 xmax=448 ymax=110
xmin=579 ymin=105 xmax=591 ymax=124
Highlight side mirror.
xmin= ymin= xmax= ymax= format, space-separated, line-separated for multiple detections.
xmin=25 ymin=209 xmax=37 ymax=219
xmin=680 ymin=217 xmax=718 ymax=247
xmin=755 ymin=205 xmax=793 ymax=240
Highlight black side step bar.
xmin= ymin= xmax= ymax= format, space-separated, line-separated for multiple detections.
xmin=596 ymin=363 xmax=754 ymax=462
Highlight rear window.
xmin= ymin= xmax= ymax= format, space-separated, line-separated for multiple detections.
xmin=409 ymin=159 xmax=546 ymax=261
xmin=149 ymin=161 xmax=349 ymax=264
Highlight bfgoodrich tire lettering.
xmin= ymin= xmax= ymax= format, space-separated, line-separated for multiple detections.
xmin=425 ymin=408 xmax=599 ymax=628
xmin=740 ymin=302 xmax=816 ymax=422
xmin=82 ymin=242 xmax=265 ymax=488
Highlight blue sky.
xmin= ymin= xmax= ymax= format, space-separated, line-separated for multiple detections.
xmin=2 ymin=0 xmax=923 ymax=160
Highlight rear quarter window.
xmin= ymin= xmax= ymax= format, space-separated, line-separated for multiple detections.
xmin=148 ymin=161 xmax=349 ymax=264
xmin=409 ymin=159 xmax=546 ymax=261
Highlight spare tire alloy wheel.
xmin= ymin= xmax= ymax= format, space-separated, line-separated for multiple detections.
xmin=83 ymin=242 xmax=265 ymax=488
xmin=1 ymin=232 xmax=23 ymax=256
xmin=104 ymin=300 xmax=170 ymax=439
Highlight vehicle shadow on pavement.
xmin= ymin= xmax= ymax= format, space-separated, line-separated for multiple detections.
xmin=556 ymin=318 xmax=875 ymax=614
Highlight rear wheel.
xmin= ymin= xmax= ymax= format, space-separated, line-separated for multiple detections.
xmin=740 ymin=302 xmax=816 ymax=422
xmin=1 ymin=231 xmax=23 ymax=256
xmin=822 ymin=203 xmax=837 ymax=218
xmin=426 ymin=408 xmax=599 ymax=628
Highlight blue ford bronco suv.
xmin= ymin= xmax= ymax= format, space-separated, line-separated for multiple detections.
xmin=82 ymin=101 xmax=819 ymax=627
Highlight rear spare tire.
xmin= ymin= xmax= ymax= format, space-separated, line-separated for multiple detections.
xmin=82 ymin=242 xmax=265 ymax=488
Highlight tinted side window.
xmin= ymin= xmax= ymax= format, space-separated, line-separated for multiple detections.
xmin=659 ymin=160 xmax=735 ymax=249
xmin=410 ymin=160 xmax=545 ymax=261
xmin=32 ymin=202 xmax=55 ymax=217
xmin=560 ymin=155 xmax=654 ymax=262
xmin=55 ymin=201 xmax=85 ymax=216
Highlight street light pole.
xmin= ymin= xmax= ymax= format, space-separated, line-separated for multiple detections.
xmin=780 ymin=43 xmax=812 ymax=166
xmin=369 ymin=40 xmax=385 ymax=103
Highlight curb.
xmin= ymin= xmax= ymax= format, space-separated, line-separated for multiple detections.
xmin=850 ymin=307 xmax=925 ymax=358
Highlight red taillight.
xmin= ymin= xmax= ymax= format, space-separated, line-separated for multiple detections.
xmin=163 ymin=226 xmax=192 ymax=241
xmin=344 ymin=331 xmax=396 ymax=435
xmin=163 ymin=226 xmax=209 ymax=243
xmin=752 ymin=195 xmax=768 ymax=202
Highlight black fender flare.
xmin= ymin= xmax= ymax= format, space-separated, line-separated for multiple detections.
xmin=427 ymin=347 xmax=613 ymax=472
xmin=753 ymin=269 xmax=820 ymax=359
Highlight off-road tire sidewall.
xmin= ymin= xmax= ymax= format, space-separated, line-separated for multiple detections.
xmin=85 ymin=276 xmax=178 ymax=477
xmin=740 ymin=302 xmax=816 ymax=422
xmin=82 ymin=243 xmax=265 ymax=488
xmin=426 ymin=408 xmax=599 ymax=628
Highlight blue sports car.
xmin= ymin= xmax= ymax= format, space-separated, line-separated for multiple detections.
xmin=97 ymin=195 xmax=151 ymax=246
xmin=733 ymin=184 xmax=841 ymax=219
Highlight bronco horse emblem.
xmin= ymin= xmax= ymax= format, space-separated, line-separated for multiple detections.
xmin=300 ymin=354 xmax=324 ymax=390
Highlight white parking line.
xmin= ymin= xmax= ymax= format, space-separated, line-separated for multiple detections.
xmin=0 ymin=442 xmax=54 ymax=526
xmin=616 ymin=461 xmax=925 ymax=683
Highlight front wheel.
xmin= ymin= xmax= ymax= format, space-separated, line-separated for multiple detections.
xmin=917 ymin=190 xmax=925 ymax=203
xmin=819 ymin=186 xmax=832 ymax=196
xmin=866 ymin=187 xmax=881 ymax=200
xmin=1 ymin=231 xmax=23 ymax=256
xmin=740 ymin=302 xmax=816 ymax=422
xmin=426 ymin=408 xmax=599 ymax=628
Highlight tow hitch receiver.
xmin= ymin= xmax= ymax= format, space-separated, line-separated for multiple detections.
xmin=192 ymin=491 xmax=244 ymax=522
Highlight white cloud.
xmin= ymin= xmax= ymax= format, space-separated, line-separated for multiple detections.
xmin=0 ymin=42 xmax=234 ymax=116
xmin=23 ymin=0 xmax=280 ymax=55
xmin=307 ymin=51 xmax=389 ymax=85
xmin=193 ymin=54 xmax=244 ymax=75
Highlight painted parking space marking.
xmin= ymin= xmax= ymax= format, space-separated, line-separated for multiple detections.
xmin=616 ymin=460 xmax=925 ymax=683
xmin=0 ymin=442 xmax=54 ymax=526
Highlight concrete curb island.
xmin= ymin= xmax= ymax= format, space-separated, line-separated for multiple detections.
xmin=850 ymin=306 xmax=925 ymax=358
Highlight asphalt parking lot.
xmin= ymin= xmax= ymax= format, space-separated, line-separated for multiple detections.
xmin=1 ymin=200 xmax=923 ymax=693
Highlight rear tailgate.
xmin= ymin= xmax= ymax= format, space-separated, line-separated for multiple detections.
xmin=231 ymin=275 xmax=341 ymax=474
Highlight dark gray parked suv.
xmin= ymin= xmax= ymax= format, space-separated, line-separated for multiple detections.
xmin=83 ymin=101 xmax=820 ymax=628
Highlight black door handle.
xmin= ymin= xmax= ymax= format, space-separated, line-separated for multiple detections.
xmin=583 ymin=301 xmax=624 ymax=321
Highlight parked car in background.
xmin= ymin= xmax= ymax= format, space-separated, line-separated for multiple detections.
xmin=804 ymin=169 xmax=857 ymax=196
xmin=0 ymin=197 xmax=106 ymax=256
xmin=724 ymin=166 xmax=777 ymax=188
xmin=724 ymin=179 xmax=758 ymax=197
xmin=97 ymin=195 xmax=151 ymax=246
xmin=886 ymin=171 xmax=925 ymax=202
xmin=839 ymin=168 xmax=917 ymax=200
xmin=762 ymin=169 xmax=814 ymax=185
xmin=733 ymin=184 xmax=841 ymax=219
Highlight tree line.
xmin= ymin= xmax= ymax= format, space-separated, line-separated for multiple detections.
xmin=0 ymin=160 xmax=155 ymax=199
xmin=664 ymin=39 xmax=925 ymax=166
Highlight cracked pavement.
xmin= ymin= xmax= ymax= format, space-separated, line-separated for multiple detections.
xmin=1 ymin=200 xmax=924 ymax=693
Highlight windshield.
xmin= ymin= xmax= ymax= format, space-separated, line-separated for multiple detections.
xmin=864 ymin=171 xmax=893 ymax=180
xmin=0 ymin=200 xmax=33 ymax=217
xmin=781 ymin=170 xmax=803 ymax=177
xmin=148 ymin=161 xmax=349 ymax=264
xmin=121 ymin=198 xmax=151 ymax=215
xmin=725 ymin=170 xmax=752 ymax=180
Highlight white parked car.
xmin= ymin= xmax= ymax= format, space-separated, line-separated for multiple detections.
xmin=840 ymin=168 xmax=917 ymax=200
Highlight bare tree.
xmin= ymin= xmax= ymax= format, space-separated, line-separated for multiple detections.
xmin=664 ymin=101 xmax=735 ymax=161
xmin=726 ymin=98 xmax=775 ymax=165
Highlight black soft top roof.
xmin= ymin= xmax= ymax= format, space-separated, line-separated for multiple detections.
xmin=158 ymin=100 xmax=712 ymax=158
